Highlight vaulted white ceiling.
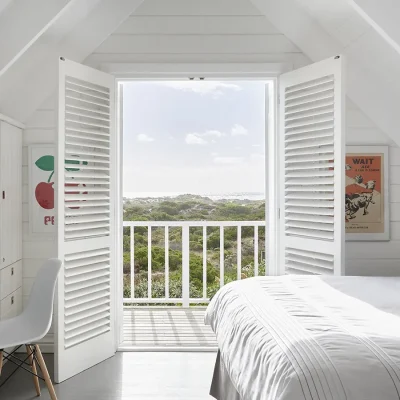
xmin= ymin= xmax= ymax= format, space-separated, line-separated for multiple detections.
xmin=0 ymin=0 xmax=74 ymax=76
xmin=0 ymin=0 xmax=144 ymax=122
xmin=250 ymin=0 xmax=400 ymax=146
xmin=349 ymin=0 xmax=400 ymax=56
xmin=0 ymin=0 xmax=399 ymax=148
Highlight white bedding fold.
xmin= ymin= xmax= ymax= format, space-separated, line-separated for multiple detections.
xmin=205 ymin=276 xmax=400 ymax=400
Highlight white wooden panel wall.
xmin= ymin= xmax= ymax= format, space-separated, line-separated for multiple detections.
xmin=345 ymin=99 xmax=400 ymax=275
xmin=23 ymin=98 xmax=57 ymax=351
xmin=86 ymin=0 xmax=308 ymax=68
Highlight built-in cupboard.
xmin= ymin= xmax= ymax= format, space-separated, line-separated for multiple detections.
xmin=0 ymin=119 xmax=22 ymax=321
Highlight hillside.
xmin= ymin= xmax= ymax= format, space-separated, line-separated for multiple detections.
xmin=123 ymin=194 xmax=266 ymax=221
xmin=123 ymin=195 xmax=266 ymax=302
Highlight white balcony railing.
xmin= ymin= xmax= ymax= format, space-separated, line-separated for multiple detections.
xmin=123 ymin=221 xmax=266 ymax=307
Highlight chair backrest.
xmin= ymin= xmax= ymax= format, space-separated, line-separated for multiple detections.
xmin=24 ymin=258 xmax=62 ymax=336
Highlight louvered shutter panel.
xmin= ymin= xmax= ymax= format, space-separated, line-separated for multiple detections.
xmin=55 ymin=59 xmax=116 ymax=383
xmin=279 ymin=56 xmax=345 ymax=276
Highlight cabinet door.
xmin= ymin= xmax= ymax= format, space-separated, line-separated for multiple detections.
xmin=0 ymin=121 xmax=22 ymax=268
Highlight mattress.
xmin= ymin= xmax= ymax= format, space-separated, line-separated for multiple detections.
xmin=205 ymin=276 xmax=400 ymax=400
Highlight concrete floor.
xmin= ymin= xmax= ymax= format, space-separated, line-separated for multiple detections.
xmin=0 ymin=352 xmax=217 ymax=400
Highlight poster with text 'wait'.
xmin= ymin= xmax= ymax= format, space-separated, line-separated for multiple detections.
xmin=345 ymin=149 xmax=385 ymax=237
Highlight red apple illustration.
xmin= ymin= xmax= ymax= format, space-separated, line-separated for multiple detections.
xmin=34 ymin=155 xmax=88 ymax=210
xmin=35 ymin=182 xmax=54 ymax=209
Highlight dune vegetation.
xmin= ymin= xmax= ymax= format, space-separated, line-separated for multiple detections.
xmin=123 ymin=195 xmax=266 ymax=303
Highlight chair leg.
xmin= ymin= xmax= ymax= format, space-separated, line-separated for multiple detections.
xmin=26 ymin=345 xmax=41 ymax=396
xmin=34 ymin=345 xmax=57 ymax=400
xmin=0 ymin=350 xmax=3 ymax=377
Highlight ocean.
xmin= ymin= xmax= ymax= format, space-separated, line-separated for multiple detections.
xmin=123 ymin=192 xmax=265 ymax=201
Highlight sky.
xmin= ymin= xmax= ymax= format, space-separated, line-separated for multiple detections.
xmin=122 ymin=80 xmax=267 ymax=196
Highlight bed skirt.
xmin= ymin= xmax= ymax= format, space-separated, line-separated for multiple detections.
xmin=210 ymin=351 xmax=242 ymax=400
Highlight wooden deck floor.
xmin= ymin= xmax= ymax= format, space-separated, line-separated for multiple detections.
xmin=122 ymin=307 xmax=217 ymax=350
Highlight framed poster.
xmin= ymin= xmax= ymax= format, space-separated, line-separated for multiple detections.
xmin=29 ymin=144 xmax=56 ymax=235
xmin=345 ymin=145 xmax=389 ymax=241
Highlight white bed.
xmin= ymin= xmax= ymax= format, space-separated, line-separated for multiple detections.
xmin=205 ymin=276 xmax=400 ymax=400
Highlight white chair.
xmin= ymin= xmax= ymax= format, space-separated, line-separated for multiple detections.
xmin=0 ymin=258 xmax=62 ymax=400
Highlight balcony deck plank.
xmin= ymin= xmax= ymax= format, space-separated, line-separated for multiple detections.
xmin=122 ymin=307 xmax=217 ymax=349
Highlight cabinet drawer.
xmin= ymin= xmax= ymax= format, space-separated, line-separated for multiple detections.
xmin=0 ymin=287 xmax=22 ymax=320
xmin=0 ymin=260 xmax=22 ymax=300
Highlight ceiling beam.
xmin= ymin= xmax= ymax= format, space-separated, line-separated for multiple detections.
xmin=250 ymin=0 xmax=400 ymax=147
xmin=349 ymin=0 xmax=400 ymax=56
xmin=0 ymin=0 xmax=144 ymax=122
xmin=0 ymin=0 xmax=102 ymax=103
xmin=0 ymin=0 xmax=76 ymax=77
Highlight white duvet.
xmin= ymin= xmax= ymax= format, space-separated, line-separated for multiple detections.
xmin=205 ymin=276 xmax=400 ymax=400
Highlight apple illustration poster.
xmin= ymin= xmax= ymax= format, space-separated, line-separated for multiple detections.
xmin=29 ymin=145 xmax=56 ymax=234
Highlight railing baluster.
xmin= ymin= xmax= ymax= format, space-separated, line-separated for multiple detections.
xmin=165 ymin=226 xmax=169 ymax=299
xmin=130 ymin=226 xmax=135 ymax=298
xmin=237 ymin=226 xmax=241 ymax=280
xmin=220 ymin=225 xmax=224 ymax=287
xmin=148 ymin=227 xmax=152 ymax=299
xmin=122 ymin=221 xmax=266 ymax=305
xmin=254 ymin=225 xmax=259 ymax=277
xmin=203 ymin=226 xmax=207 ymax=299
xmin=182 ymin=225 xmax=190 ymax=307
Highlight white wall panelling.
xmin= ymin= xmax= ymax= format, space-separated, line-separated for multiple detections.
xmin=88 ymin=0 xmax=304 ymax=68
xmin=22 ymin=114 xmax=56 ymax=349
xmin=133 ymin=0 xmax=266 ymax=16
xmin=345 ymin=109 xmax=400 ymax=275
xmin=95 ymin=35 xmax=299 ymax=55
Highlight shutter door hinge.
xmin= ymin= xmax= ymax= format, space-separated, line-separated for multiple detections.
xmin=2 ymin=191 xmax=5 ymax=199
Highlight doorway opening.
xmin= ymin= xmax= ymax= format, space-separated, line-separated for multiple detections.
xmin=118 ymin=79 xmax=276 ymax=350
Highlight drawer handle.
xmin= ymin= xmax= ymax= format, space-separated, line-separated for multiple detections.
xmin=11 ymin=267 xmax=14 ymax=276
xmin=11 ymin=296 xmax=14 ymax=305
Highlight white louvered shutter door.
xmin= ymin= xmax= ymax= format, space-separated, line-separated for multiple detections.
xmin=55 ymin=59 xmax=115 ymax=383
xmin=279 ymin=56 xmax=345 ymax=276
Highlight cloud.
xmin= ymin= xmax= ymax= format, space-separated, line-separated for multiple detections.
xmin=231 ymin=124 xmax=249 ymax=136
xmin=203 ymin=130 xmax=226 ymax=138
xmin=137 ymin=133 xmax=155 ymax=142
xmin=162 ymin=81 xmax=241 ymax=97
xmin=214 ymin=157 xmax=244 ymax=165
xmin=185 ymin=130 xmax=225 ymax=145
xmin=185 ymin=133 xmax=207 ymax=145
